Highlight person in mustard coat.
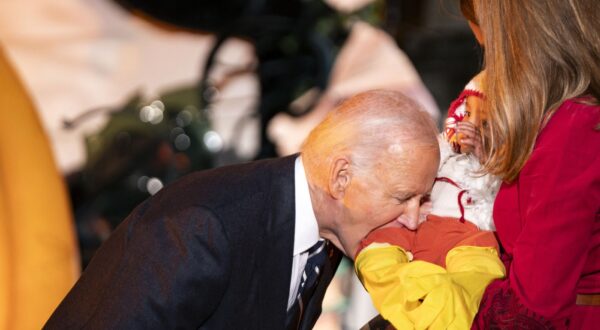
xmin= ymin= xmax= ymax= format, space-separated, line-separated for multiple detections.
xmin=0 ymin=46 xmax=79 ymax=330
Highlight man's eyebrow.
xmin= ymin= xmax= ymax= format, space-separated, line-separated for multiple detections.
xmin=393 ymin=192 xmax=414 ymax=200
xmin=395 ymin=188 xmax=432 ymax=200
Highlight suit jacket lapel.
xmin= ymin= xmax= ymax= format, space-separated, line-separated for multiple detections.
xmin=298 ymin=246 xmax=343 ymax=330
xmin=257 ymin=154 xmax=342 ymax=330
xmin=258 ymin=155 xmax=297 ymax=329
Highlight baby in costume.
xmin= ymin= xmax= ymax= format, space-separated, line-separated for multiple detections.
xmin=354 ymin=72 xmax=506 ymax=330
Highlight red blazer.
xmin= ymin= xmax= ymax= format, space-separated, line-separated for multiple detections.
xmin=473 ymin=98 xmax=600 ymax=329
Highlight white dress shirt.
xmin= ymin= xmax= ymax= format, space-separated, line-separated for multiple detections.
xmin=287 ymin=156 xmax=320 ymax=310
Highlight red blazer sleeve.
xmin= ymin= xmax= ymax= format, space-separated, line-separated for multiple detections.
xmin=473 ymin=100 xmax=600 ymax=329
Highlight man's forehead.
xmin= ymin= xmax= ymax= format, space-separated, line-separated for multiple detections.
xmin=384 ymin=152 xmax=437 ymax=190
xmin=388 ymin=176 xmax=434 ymax=195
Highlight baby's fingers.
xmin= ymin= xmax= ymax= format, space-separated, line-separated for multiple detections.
xmin=459 ymin=137 xmax=477 ymax=147
xmin=457 ymin=122 xmax=479 ymax=134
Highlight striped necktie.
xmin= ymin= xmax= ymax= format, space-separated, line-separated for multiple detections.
xmin=286 ymin=239 xmax=331 ymax=329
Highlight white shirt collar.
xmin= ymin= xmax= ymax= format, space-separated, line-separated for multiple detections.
xmin=293 ymin=156 xmax=320 ymax=255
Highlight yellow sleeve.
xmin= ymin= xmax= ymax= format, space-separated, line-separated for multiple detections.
xmin=355 ymin=245 xmax=448 ymax=329
xmin=355 ymin=245 xmax=506 ymax=330
xmin=444 ymin=246 xmax=506 ymax=318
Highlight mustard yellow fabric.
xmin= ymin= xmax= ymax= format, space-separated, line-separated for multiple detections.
xmin=355 ymin=245 xmax=505 ymax=329
xmin=0 ymin=47 xmax=79 ymax=330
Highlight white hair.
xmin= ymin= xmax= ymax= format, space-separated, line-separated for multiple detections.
xmin=302 ymin=90 xmax=439 ymax=184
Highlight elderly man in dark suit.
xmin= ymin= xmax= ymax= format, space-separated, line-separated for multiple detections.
xmin=45 ymin=90 xmax=439 ymax=330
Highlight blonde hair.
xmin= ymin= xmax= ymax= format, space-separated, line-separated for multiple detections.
xmin=301 ymin=90 xmax=438 ymax=185
xmin=474 ymin=0 xmax=600 ymax=181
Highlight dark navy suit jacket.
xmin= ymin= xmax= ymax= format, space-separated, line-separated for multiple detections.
xmin=45 ymin=155 xmax=341 ymax=329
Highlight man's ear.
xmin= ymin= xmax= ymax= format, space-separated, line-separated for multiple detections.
xmin=329 ymin=157 xmax=351 ymax=199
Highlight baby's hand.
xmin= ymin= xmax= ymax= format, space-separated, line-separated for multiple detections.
xmin=457 ymin=121 xmax=485 ymax=162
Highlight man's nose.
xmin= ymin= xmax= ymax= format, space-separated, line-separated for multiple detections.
xmin=395 ymin=201 xmax=420 ymax=230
